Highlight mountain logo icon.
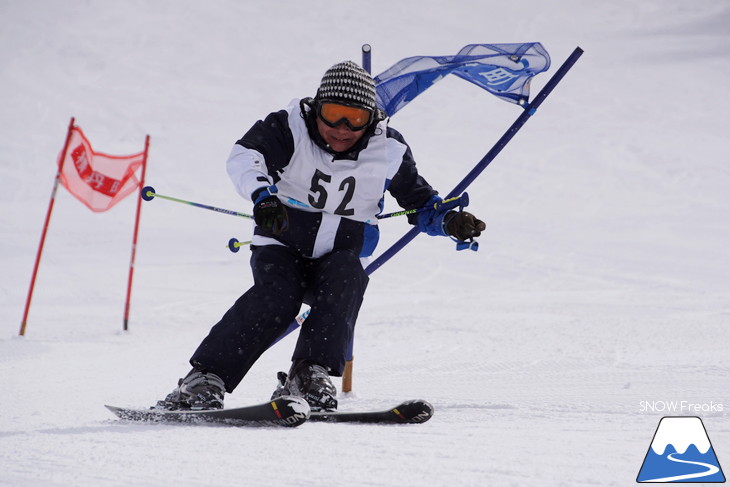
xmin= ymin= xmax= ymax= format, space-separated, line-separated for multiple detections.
xmin=637 ymin=416 xmax=725 ymax=483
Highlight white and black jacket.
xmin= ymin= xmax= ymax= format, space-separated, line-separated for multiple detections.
xmin=226 ymin=98 xmax=437 ymax=259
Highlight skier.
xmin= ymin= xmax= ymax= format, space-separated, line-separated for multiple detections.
xmin=157 ymin=60 xmax=485 ymax=412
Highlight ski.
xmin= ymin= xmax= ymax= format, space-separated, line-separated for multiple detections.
xmin=105 ymin=396 xmax=310 ymax=427
xmin=309 ymin=399 xmax=433 ymax=424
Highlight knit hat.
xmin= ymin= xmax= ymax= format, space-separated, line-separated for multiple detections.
xmin=315 ymin=60 xmax=377 ymax=110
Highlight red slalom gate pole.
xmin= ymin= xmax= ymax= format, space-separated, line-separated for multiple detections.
xmin=123 ymin=134 xmax=150 ymax=331
xmin=19 ymin=117 xmax=76 ymax=336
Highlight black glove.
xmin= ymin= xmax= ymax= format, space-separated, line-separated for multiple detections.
xmin=444 ymin=211 xmax=485 ymax=241
xmin=252 ymin=188 xmax=288 ymax=235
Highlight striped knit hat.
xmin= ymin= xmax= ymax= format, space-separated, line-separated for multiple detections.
xmin=315 ymin=60 xmax=376 ymax=110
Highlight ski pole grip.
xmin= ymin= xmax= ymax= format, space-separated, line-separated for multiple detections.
xmin=459 ymin=192 xmax=469 ymax=208
xmin=438 ymin=192 xmax=469 ymax=212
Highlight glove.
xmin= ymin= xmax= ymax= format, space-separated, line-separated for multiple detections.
xmin=444 ymin=211 xmax=485 ymax=241
xmin=252 ymin=186 xmax=288 ymax=235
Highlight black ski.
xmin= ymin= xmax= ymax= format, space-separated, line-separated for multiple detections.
xmin=105 ymin=396 xmax=310 ymax=427
xmin=309 ymin=399 xmax=433 ymax=424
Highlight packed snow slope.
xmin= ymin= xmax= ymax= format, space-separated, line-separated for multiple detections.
xmin=1 ymin=1 xmax=729 ymax=486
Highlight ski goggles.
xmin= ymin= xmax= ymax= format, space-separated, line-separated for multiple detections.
xmin=317 ymin=101 xmax=373 ymax=131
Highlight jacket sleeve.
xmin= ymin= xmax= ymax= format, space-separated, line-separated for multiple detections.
xmin=226 ymin=109 xmax=295 ymax=201
xmin=385 ymin=126 xmax=438 ymax=224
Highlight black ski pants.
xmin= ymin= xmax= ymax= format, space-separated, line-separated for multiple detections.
xmin=190 ymin=244 xmax=369 ymax=392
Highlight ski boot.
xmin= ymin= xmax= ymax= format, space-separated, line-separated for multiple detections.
xmin=155 ymin=367 xmax=225 ymax=411
xmin=271 ymin=360 xmax=338 ymax=412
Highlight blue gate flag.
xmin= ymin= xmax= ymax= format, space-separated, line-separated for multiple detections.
xmin=374 ymin=43 xmax=551 ymax=117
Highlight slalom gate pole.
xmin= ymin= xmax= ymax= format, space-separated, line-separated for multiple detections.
xmin=123 ymin=135 xmax=150 ymax=332
xmin=141 ymin=186 xmax=253 ymax=219
xmin=271 ymin=46 xmax=583 ymax=387
xmin=341 ymin=43 xmax=373 ymax=392
xmin=19 ymin=117 xmax=76 ymax=336
xmin=361 ymin=43 xmax=372 ymax=74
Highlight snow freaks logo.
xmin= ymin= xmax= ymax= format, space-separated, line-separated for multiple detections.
xmin=640 ymin=400 xmax=724 ymax=414
xmin=637 ymin=417 xmax=725 ymax=483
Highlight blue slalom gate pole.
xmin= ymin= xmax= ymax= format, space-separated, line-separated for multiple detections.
xmin=365 ymin=46 xmax=584 ymax=275
xmin=340 ymin=43 xmax=375 ymax=391
xmin=361 ymin=43 xmax=372 ymax=74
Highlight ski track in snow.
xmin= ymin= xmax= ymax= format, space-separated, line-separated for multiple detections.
xmin=2 ymin=1 xmax=730 ymax=486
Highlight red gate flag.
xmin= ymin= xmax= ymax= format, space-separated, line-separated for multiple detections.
xmin=58 ymin=126 xmax=145 ymax=212
xmin=20 ymin=117 xmax=150 ymax=336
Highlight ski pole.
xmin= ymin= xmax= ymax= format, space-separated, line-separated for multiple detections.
xmin=141 ymin=186 xmax=464 ymax=222
xmin=376 ymin=193 xmax=467 ymax=220
xmin=141 ymin=186 xmax=253 ymax=219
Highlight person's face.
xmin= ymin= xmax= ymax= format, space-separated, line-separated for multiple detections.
xmin=315 ymin=101 xmax=372 ymax=152
xmin=316 ymin=117 xmax=367 ymax=153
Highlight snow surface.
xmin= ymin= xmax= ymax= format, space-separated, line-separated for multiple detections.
xmin=1 ymin=1 xmax=729 ymax=486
